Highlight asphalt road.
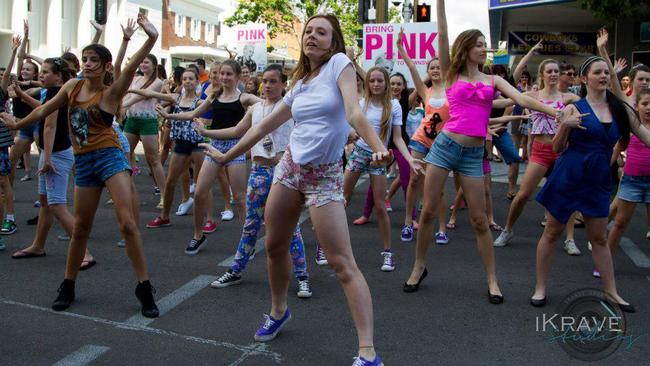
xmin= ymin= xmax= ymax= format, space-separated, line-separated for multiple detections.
xmin=1 ymin=156 xmax=649 ymax=365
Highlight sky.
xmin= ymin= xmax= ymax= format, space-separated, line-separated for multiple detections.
xmin=392 ymin=0 xmax=491 ymax=44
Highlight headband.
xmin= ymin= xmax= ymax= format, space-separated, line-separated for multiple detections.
xmin=580 ymin=56 xmax=606 ymax=76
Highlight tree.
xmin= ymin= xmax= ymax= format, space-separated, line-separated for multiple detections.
xmin=578 ymin=0 xmax=650 ymax=22
xmin=225 ymin=0 xmax=361 ymax=47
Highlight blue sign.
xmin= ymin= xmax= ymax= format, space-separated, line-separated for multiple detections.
xmin=508 ymin=31 xmax=596 ymax=56
xmin=489 ymin=0 xmax=568 ymax=10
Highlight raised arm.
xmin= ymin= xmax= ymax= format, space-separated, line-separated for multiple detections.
xmin=197 ymin=108 xmax=253 ymax=140
xmin=552 ymin=104 xmax=587 ymax=152
xmin=16 ymin=20 xmax=29 ymax=80
xmin=513 ymin=41 xmax=542 ymax=83
xmin=104 ymin=14 xmax=158 ymax=110
xmin=489 ymin=113 xmax=530 ymax=126
xmin=436 ymin=0 xmax=450 ymax=75
xmin=114 ymin=18 xmax=138 ymax=80
xmin=597 ymin=28 xmax=624 ymax=100
xmin=346 ymin=46 xmax=366 ymax=81
xmin=0 ymin=79 xmax=74 ymax=129
xmin=1 ymin=35 xmax=22 ymax=92
xmin=24 ymin=53 xmax=44 ymax=65
xmin=397 ymin=28 xmax=428 ymax=100
xmin=90 ymin=20 xmax=105 ymax=44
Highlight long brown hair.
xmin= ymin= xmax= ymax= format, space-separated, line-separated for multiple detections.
xmin=446 ymin=29 xmax=484 ymax=87
xmin=364 ymin=67 xmax=393 ymax=142
xmin=141 ymin=54 xmax=159 ymax=89
xmin=290 ymin=14 xmax=346 ymax=89
xmin=537 ymin=59 xmax=559 ymax=90
xmin=211 ymin=59 xmax=240 ymax=100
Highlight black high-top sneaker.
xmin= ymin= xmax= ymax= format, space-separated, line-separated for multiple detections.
xmin=52 ymin=279 xmax=75 ymax=311
xmin=135 ymin=280 xmax=159 ymax=318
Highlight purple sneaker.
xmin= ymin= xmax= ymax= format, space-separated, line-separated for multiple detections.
xmin=254 ymin=309 xmax=291 ymax=342
xmin=400 ymin=225 xmax=414 ymax=242
xmin=435 ymin=232 xmax=449 ymax=245
xmin=352 ymin=355 xmax=384 ymax=366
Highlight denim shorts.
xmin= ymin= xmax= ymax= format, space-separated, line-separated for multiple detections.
xmin=618 ymin=174 xmax=650 ymax=203
xmin=205 ymin=138 xmax=246 ymax=167
xmin=492 ymin=130 xmax=521 ymax=165
xmin=423 ymin=132 xmax=484 ymax=178
xmin=113 ymin=122 xmax=130 ymax=153
xmin=346 ymin=145 xmax=386 ymax=176
xmin=173 ymin=139 xmax=202 ymax=156
xmin=274 ymin=148 xmax=344 ymax=207
xmin=0 ymin=147 xmax=10 ymax=176
xmin=408 ymin=139 xmax=430 ymax=155
xmin=74 ymin=147 xmax=132 ymax=187
xmin=18 ymin=124 xmax=38 ymax=140
xmin=38 ymin=147 xmax=74 ymax=205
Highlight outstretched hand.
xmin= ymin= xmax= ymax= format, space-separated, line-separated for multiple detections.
xmin=90 ymin=19 xmax=105 ymax=33
xmin=11 ymin=35 xmax=22 ymax=51
xmin=0 ymin=113 xmax=18 ymax=129
xmin=409 ymin=158 xmax=426 ymax=176
xmin=137 ymin=13 xmax=158 ymax=39
xmin=121 ymin=18 xmax=138 ymax=39
xmin=597 ymin=28 xmax=609 ymax=49
xmin=559 ymin=107 xmax=588 ymax=130
xmin=192 ymin=119 xmax=207 ymax=136
xmin=154 ymin=104 xmax=169 ymax=118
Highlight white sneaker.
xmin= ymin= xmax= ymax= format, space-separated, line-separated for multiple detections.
xmin=646 ymin=230 xmax=650 ymax=240
xmin=117 ymin=238 xmax=126 ymax=248
xmin=380 ymin=251 xmax=395 ymax=272
xmin=221 ymin=210 xmax=234 ymax=221
xmin=493 ymin=230 xmax=513 ymax=247
xmin=176 ymin=198 xmax=194 ymax=216
xmin=587 ymin=241 xmax=592 ymax=252
xmin=189 ymin=183 xmax=196 ymax=195
xmin=564 ymin=239 xmax=581 ymax=256
xmin=297 ymin=279 xmax=313 ymax=298
xmin=57 ymin=233 xmax=70 ymax=241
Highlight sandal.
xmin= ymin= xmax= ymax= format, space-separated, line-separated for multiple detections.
xmin=352 ymin=216 xmax=370 ymax=225
xmin=445 ymin=222 xmax=456 ymax=230
xmin=80 ymin=259 xmax=97 ymax=271
xmin=573 ymin=217 xmax=585 ymax=228
xmin=12 ymin=249 xmax=46 ymax=259
xmin=489 ymin=223 xmax=503 ymax=232
xmin=506 ymin=192 xmax=516 ymax=200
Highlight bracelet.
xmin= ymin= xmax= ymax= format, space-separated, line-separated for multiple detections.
xmin=123 ymin=37 xmax=131 ymax=41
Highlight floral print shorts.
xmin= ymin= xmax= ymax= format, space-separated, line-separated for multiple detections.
xmin=273 ymin=148 xmax=344 ymax=207
xmin=346 ymin=145 xmax=386 ymax=176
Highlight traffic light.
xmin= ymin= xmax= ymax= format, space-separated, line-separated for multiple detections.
xmin=416 ymin=4 xmax=431 ymax=22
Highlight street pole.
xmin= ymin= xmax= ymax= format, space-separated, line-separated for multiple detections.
xmin=377 ymin=0 xmax=388 ymax=23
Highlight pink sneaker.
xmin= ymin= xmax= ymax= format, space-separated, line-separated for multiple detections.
xmin=385 ymin=200 xmax=393 ymax=212
xmin=146 ymin=216 xmax=170 ymax=229
xmin=202 ymin=220 xmax=217 ymax=233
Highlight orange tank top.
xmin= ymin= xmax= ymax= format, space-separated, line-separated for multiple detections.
xmin=67 ymin=80 xmax=121 ymax=154
xmin=411 ymin=87 xmax=450 ymax=148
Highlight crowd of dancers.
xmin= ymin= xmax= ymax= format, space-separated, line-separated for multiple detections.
xmin=1 ymin=1 xmax=649 ymax=365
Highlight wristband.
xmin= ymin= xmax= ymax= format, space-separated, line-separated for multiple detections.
xmin=123 ymin=37 xmax=131 ymax=41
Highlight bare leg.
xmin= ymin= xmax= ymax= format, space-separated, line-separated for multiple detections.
xmin=503 ymin=162 xmax=548 ymax=232
xmin=225 ymin=163 xmax=249 ymax=224
xmin=606 ymin=199 xmax=636 ymax=255
xmin=532 ymin=213 xmax=566 ymax=300
xmin=141 ymin=134 xmax=167 ymax=195
xmin=369 ymin=174 xmax=390 ymax=251
xmin=193 ymin=160 xmax=220 ymax=239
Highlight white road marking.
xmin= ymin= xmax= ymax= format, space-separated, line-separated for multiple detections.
xmin=52 ymin=345 xmax=110 ymax=366
xmin=124 ymin=275 xmax=218 ymax=326
xmin=0 ymin=297 xmax=282 ymax=364
xmin=620 ymin=237 xmax=650 ymax=268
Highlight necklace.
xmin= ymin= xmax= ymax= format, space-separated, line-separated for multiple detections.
xmin=261 ymin=99 xmax=279 ymax=152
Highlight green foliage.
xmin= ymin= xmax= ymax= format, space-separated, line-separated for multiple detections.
xmin=578 ymin=0 xmax=650 ymax=22
xmin=225 ymin=0 xmax=361 ymax=46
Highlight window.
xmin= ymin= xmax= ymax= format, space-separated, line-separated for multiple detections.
xmin=191 ymin=19 xmax=200 ymax=40
xmin=206 ymin=24 xmax=213 ymax=43
xmin=175 ymin=14 xmax=185 ymax=36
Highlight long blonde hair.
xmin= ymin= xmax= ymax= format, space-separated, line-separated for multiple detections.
xmin=537 ymin=59 xmax=559 ymax=90
xmin=363 ymin=67 xmax=393 ymax=142
xmin=290 ymin=14 xmax=346 ymax=89
xmin=446 ymin=29 xmax=484 ymax=87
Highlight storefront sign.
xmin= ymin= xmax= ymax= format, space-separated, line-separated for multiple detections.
xmin=508 ymin=31 xmax=596 ymax=56
xmin=362 ymin=23 xmax=439 ymax=88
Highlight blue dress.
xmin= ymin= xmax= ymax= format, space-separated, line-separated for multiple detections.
xmin=536 ymin=99 xmax=619 ymax=224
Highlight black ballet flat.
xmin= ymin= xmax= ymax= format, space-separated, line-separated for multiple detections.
xmin=403 ymin=268 xmax=428 ymax=293
xmin=530 ymin=297 xmax=547 ymax=307
xmin=617 ymin=302 xmax=635 ymax=313
xmin=488 ymin=291 xmax=504 ymax=304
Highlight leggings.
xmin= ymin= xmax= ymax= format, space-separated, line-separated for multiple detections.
xmin=230 ymin=163 xmax=308 ymax=279
xmin=363 ymin=149 xmax=416 ymax=220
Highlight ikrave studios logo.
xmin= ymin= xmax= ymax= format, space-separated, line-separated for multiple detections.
xmin=536 ymin=288 xmax=643 ymax=361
